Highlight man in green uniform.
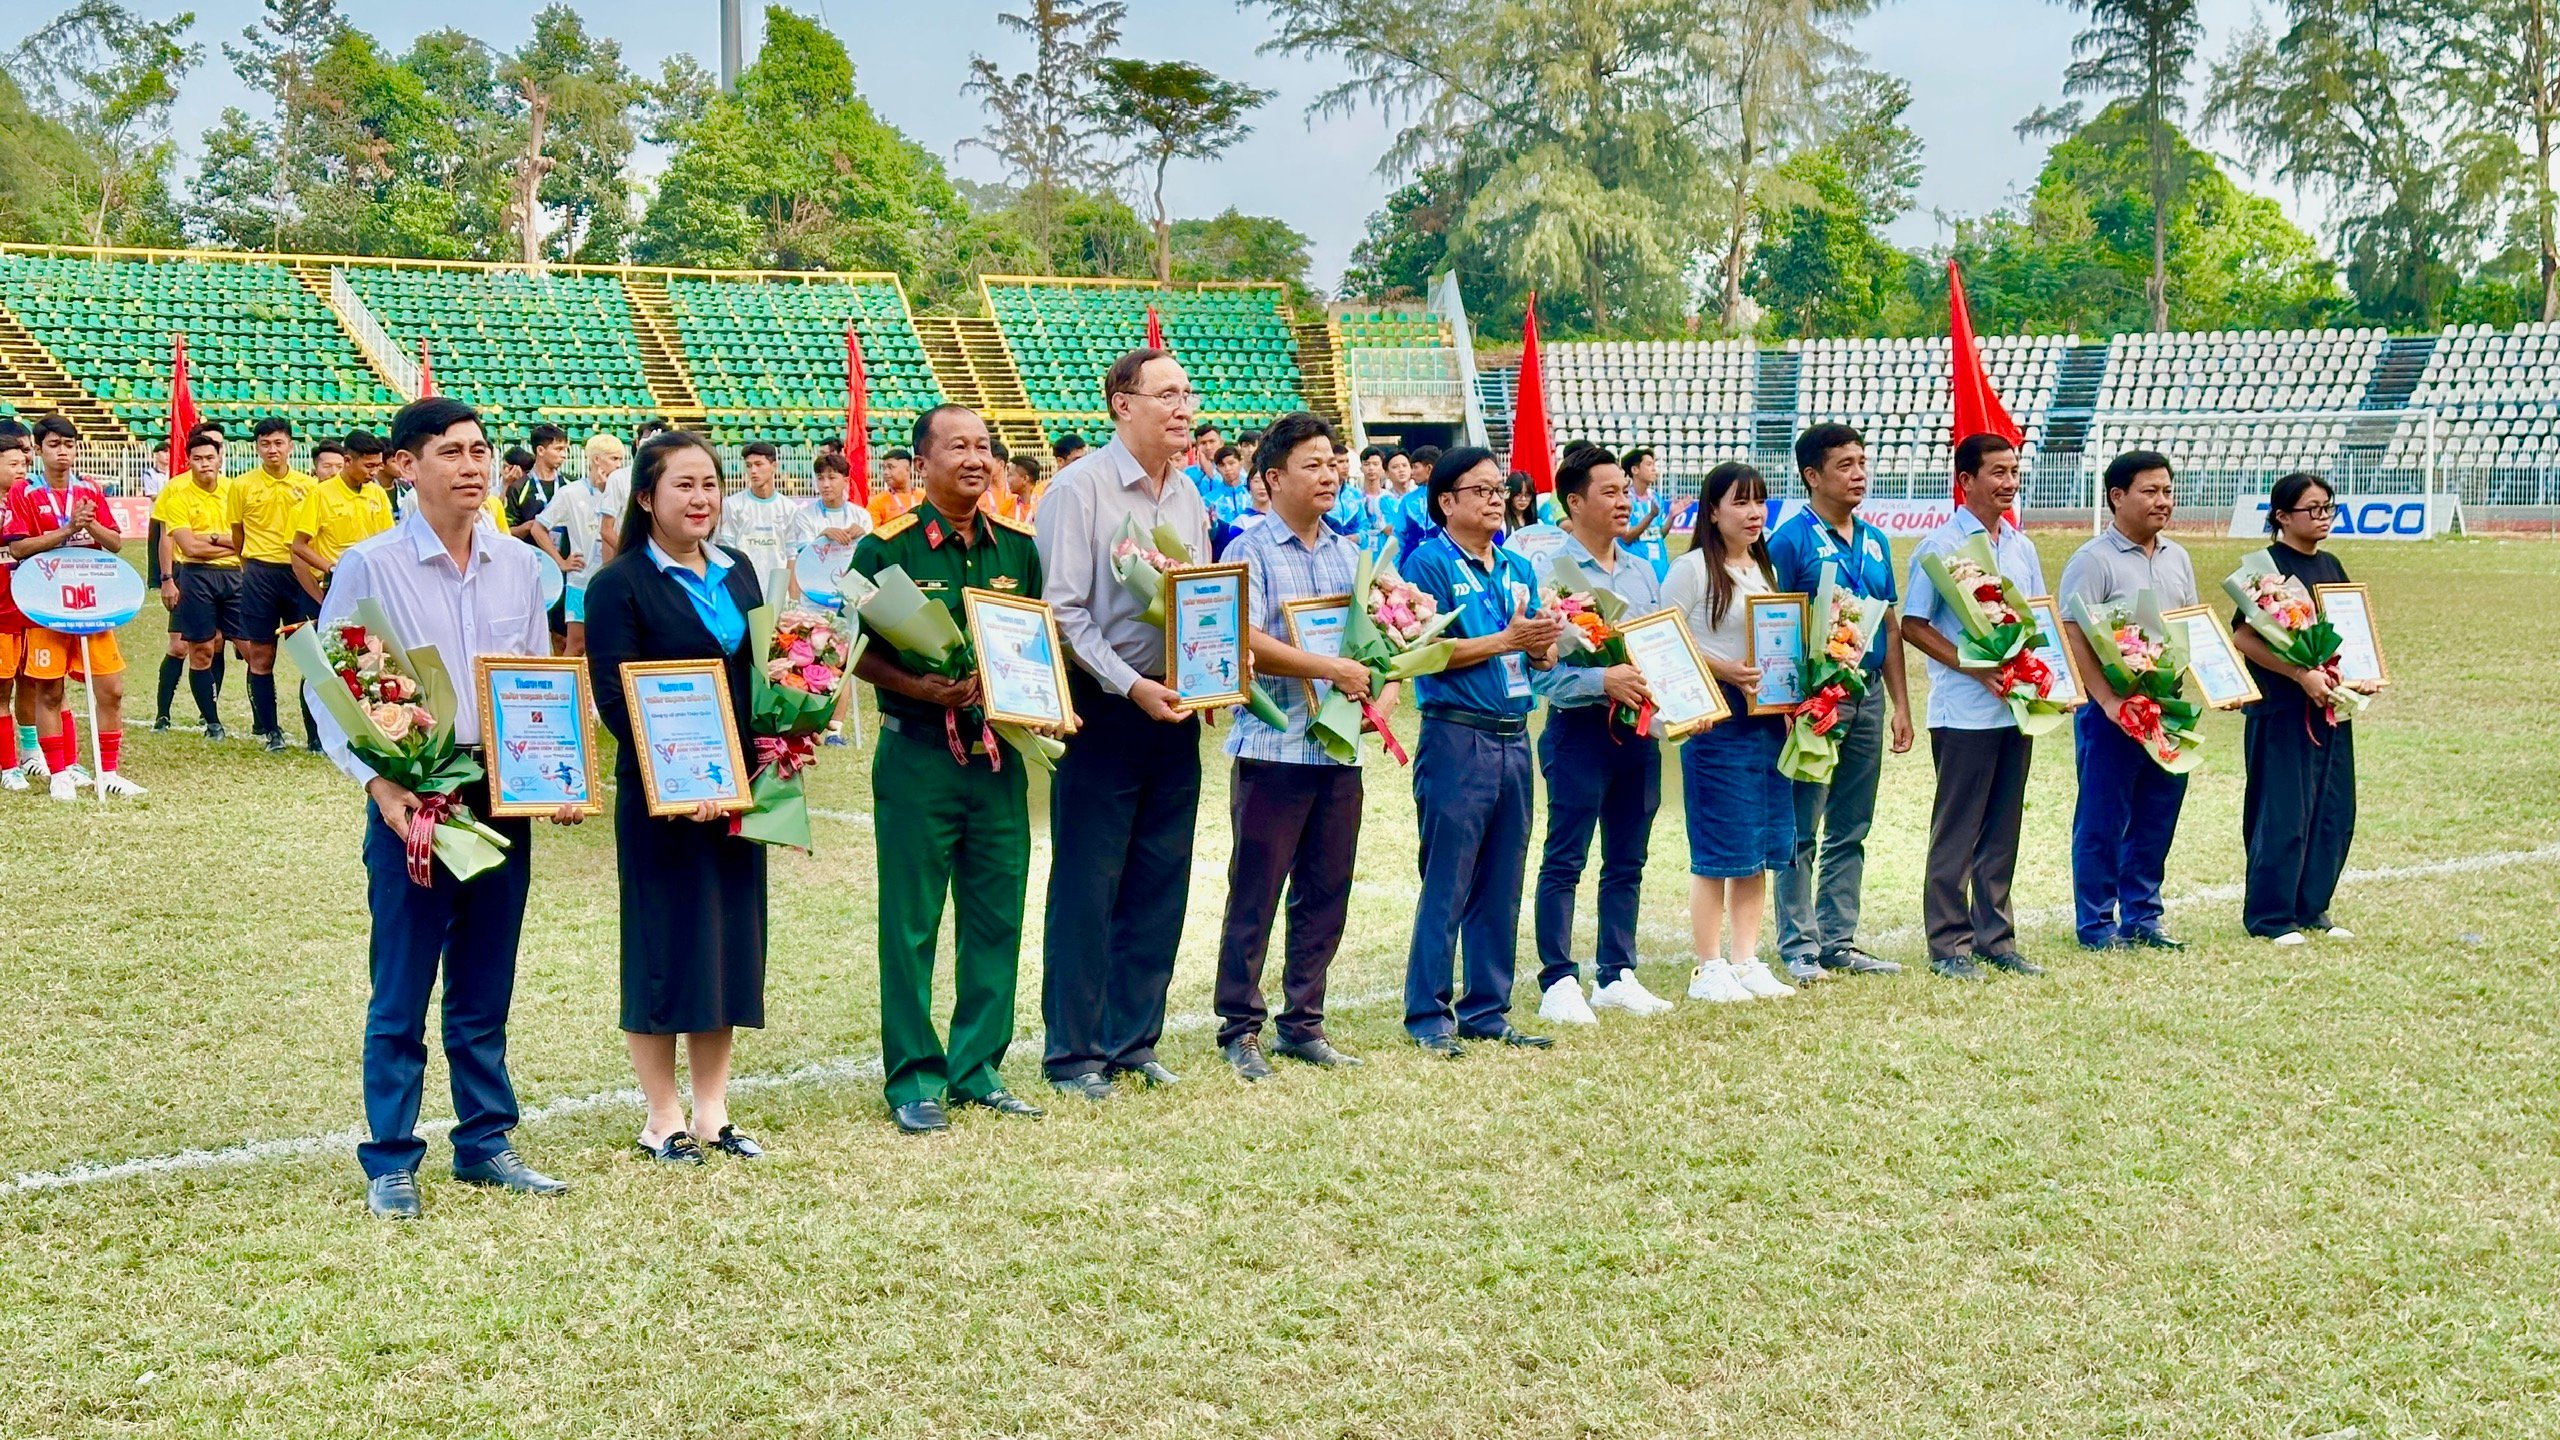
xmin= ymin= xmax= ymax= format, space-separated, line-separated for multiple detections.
xmin=851 ymin=404 xmax=1049 ymax=1133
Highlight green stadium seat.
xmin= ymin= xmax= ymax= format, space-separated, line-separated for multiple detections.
xmin=985 ymin=281 xmax=1307 ymax=432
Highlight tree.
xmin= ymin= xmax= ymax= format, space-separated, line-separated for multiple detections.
xmin=0 ymin=70 xmax=97 ymax=245
xmin=2419 ymin=0 xmax=2560 ymax=319
xmin=500 ymin=5 xmax=641 ymax=266
xmin=2041 ymin=0 xmax=2203 ymax=331
xmin=211 ymin=0 xmax=347 ymax=250
xmin=3 ymin=2 xmax=201 ymax=247
xmin=1087 ymin=58 xmax=1269 ymax=284
xmin=1170 ymin=209 xmax=1314 ymax=297
xmin=961 ymin=0 xmax=1126 ymax=270
xmin=1703 ymin=0 xmax=1874 ymax=332
xmin=1746 ymin=149 xmax=1912 ymax=337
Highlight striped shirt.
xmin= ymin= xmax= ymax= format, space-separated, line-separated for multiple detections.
xmin=1223 ymin=516 xmax=1362 ymax=767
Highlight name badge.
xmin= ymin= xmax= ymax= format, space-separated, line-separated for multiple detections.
xmin=916 ymin=579 xmax=948 ymax=593
xmin=1499 ymin=651 xmax=1531 ymax=699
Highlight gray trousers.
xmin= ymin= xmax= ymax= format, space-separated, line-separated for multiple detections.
xmin=1774 ymin=687 xmax=1886 ymax=965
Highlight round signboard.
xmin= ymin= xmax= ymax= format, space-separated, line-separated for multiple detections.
xmin=533 ymin=547 xmax=566 ymax=608
xmin=793 ymin=538 xmax=859 ymax=607
xmin=9 ymin=550 xmax=145 ymax=635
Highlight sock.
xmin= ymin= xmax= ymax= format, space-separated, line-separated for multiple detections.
xmin=210 ymin=649 xmax=227 ymax=697
xmin=39 ymin=728 xmax=72 ymax=773
xmin=0 ymin=721 xmax=14 ymax=769
xmin=61 ymin=716 xmax=75 ymax=766
xmin=300 ymin=692 xmax=320 ymax=749
xmin=190 ymin=667 xmax=220 ymax=727
xmin=156 ymin=655 xmax=183 ymax=721
xmin=100 ymin=729 xmax=121 ymax=774
xmin=14 ymin=723 xmax=33 ymax=758
xmin=247 ymin=672 xmax=278 ymax=735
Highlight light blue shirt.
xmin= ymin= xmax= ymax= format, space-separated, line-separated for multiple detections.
xmin=648 ymin=539 xmax=747 ymax=653
xmin=1903 ymin=508 xmax=2047 ymax=731
xmin=1535 ymin=530 xmax=1665 ymax=713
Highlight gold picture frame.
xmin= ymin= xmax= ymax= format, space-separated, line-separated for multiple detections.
xmin=472 ymin=654 xmax=604 ymax=818
xmin=2162 ymin=604 xmax=2263 ymax=710
xmin=618 ymin=658 xmax=752 ymax=817
xmin=1745 ymin=591 xmax=1810 ymax=717
xmin=1615 ymin=606 xmax=1731 ymax=741
xmin=962 ymin=587 xmax=1080 ymax=732
xmin=2022 ymin=596 xmax=2089 ymax=710
xmin=2314 ymin=583 xmax=2388 ymax=688
xmin=1163 ymin=562 xmax=1253 ymax=712
xmin=1280 ymin=592 xmax=1355 ymax=714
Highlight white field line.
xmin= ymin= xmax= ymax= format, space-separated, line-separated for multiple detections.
xmin=11 ymin=839 xmax=2558 ymax=1198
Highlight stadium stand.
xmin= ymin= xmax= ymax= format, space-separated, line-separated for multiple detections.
xmin=664 ymin=273 xmax=941 ymax=452
xmin=984 ymin=277 xmax=1307 ymax=437
xmin=2392 ymin=323 xmax=2560 ymax=480
xmin=1546 ymin=341 xmax=1761 ymax=477
xmin=1337 ymin=307 xmax=1467 ymax=427
xmin=0 ymin=248 xmax=399 ymax=443
xmin=342 ymin=264 xmax=657 ymax=439
xmin=2081 ymin=328 xmax=2382 ymax=474
xmin=1794 ymin=334 xmax=2066 ymax=472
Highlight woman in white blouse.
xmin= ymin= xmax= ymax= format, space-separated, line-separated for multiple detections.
xmin=1661 ymin=462 xmax=1799 ymax=1003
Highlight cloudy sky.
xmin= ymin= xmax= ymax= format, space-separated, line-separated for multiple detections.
xmin=76 ymin=0 xmax=2302 ymax=287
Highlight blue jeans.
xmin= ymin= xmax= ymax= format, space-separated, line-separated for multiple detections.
xmin=1533 ymin=704 xmax=1660 ymax=992
xmin=2070 ymin=703 xmax=2189 ymax=944
xmin=1405 ymin=718 xmax=1534 ymax=1039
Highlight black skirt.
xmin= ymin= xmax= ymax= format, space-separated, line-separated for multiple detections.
xmin=612 ymin=777 xmax=768 ymax=1033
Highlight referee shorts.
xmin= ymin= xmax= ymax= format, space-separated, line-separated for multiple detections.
xmin=239 ymin=559 xmax=315 ymax=644
xmin=174 ymin=564 xmax=247 ymax=644
xmin=21 ymin=627 xmax=124 ymax=681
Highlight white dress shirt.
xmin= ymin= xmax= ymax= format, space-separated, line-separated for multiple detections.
xmin=1663 ymin=550 xmax=1776 ymax=665
xmin=1032 ymin=435 xmax=1213 ymax=695
xmin=309 ymin=505 xmax=550 ymax=786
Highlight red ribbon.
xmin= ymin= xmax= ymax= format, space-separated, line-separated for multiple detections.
xmin=1997 ymin=651 xmax=2053 ymax=699
xmin=2116 ymin=694 xmax=2176 ymax=763
xmin=1360 ymin=699 xmax=1409 ymax=765
xmin=405 ymin=793 xmax=454 ymax=887
xmin=1794 ymin=682 xmax=1849 ymax=736
xmin=2312 ymin=656 xmax=2343 ymax=733
xmin=754 ymin=733 xmax=819 ymax=781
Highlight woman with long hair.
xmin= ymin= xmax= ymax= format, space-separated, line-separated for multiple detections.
xmin=1501 ymin=470 xmax=1539 ymax=535
xmin=2229 ymin=471 xmax=2374 ymax=945
xmin=1661 ymin=461 xmax=1797 ymax=1003
xmin=584 ymin=431 xmax=771 ymax=1164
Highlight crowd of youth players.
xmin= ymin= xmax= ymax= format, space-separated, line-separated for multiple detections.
xmin=0 ymin=348 xmax=2372 ymax=1221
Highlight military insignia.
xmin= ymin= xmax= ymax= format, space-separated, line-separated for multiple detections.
xmin=924 ymin=519 xmax=945 ymax=549
xmin=991 ymin=511 xmax=1038 ymax=537
xmin=873 ymin=510 xmax=920 ymax=541
xmin=991 ymin=575 xmax=1021 ymax=591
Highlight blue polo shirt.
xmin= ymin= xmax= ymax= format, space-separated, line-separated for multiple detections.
xmin=1405 ymin=530 xmax=1543 ymax=718
xmin=1392 ymin=489 xmax=1438 ymax=566
xmin=1768 ymin=505 xmax=1899 ymax=673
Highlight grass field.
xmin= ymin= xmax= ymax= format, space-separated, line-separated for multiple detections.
xmin=5 ymin=532 xmax=2557 ymax=1438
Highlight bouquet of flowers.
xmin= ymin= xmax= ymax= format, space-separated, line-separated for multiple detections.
xmin=1777 ymin=573 xmax=1889 ymax=784
xmin=1545 ymin=555 xmax=1649 ymax=736
xmin=734 ymin=605 xmax=860 ymax=851
xmin=856 ymin=566 xmax=1070 ymax=772
xmin=2067 ymin=592 xmax=2205 ymax=773
xmin=1111 ymin=518 xmax=1192 ymax=626
xmin=1309 ymin=550 xmax=1458 ymax=764
xmin=2223 ymin=553 xmax=2364 ymax=724
xmin=1917 ymin=535 xmax=2069 ymax=736
xmin=283 ymin=598 xmax=509 ymax=884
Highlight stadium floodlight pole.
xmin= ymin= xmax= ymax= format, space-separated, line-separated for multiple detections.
xmin=721 ymin=0 xmax=742 ymax=93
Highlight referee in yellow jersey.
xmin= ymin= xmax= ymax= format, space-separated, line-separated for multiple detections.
xmin=288 ymin=431 xmax=397 ymax=750
xmin=155 ymin=428 xmax=243 ymax=740
xmin=227 ymin=417 xmax=317 ymax=752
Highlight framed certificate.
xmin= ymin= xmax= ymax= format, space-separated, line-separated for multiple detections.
xmin=619 ymin=659 xmax=752 ymax=817
xmin=1746 ymin=592 xmax=1809 ymax=716
xmin=2022 ymin=596 xmax=2087 ymax=709
xmin=1165 ymin=562 xmax=1251 ymax=712
xmin=473 ymin=655 xmax=603 ymax=818
xmin=2163 ymin=605 xmax=2262 ymax=710
xmin=1281 ymin=593 xmax=1353 ymax=713
xmin=2315 ymin=583 xmax=2387 ymax=687
xmin=963 ymin=587 xmax=1077 ymax=730
xmin=1617 ymin=608 xmax=1729 ymax=740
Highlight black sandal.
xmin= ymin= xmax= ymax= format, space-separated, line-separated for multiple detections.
xmin=637 ymin=1130 xmax=706 ymax=1166
xmin=706 ymin=1125 xmax=764 ymax=1159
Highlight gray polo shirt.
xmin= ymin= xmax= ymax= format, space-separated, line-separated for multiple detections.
xmin=2059 ymin=525 xmax=2201 ymax=616
xmin=1032 ymin=434 xmax=1215 ymax=695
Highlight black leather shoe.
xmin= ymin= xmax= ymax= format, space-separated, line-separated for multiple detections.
xmin=151 ymin=715 xmax=171 ymax=733
xmin=1820 ymin=948 xmax=1903 ymax=975
xmin=1411 ymin=1033 xmax=1466 ymax=1058
xmin=2123 ymin=928 xmax=2186 ymax=951
xmin=707 ymin=1125 xmax=764 ymax=1159
xmin=202 ymin=722 xmax=227 ymax=742
xmin=892 ymin=1099 xmax=950 ymax=1133
xmin=1459 ymin=1026 xmax=1554 ymax=1049
xmin=1271 ymin=1035 xmax=1363 ymax=1068
xmin=365 ymin=1171 xmax=421 ymax=1220
xmin=955 ymin=1090 xmax=1044 ymax=1119
xmin=262 ymin=730 xmax=289 ymax=753
xmin=453 ymin=1148 xmax=570 ymax=1194
xmin=1048 ymin=1072 xmax=1114 ymax=1102
xmin=1980 ymin=951 xmax=2046 ymax=976
xmin=636 ymin=1131 xmax=706 ymax=1166
xmin=1112 ymin=1060 xmax=1180 ymax=1088
xmin=2078 ymin=936 xmax=2129 ymax=952
xmin=1930 ymin=955 xmax=1987 ymax=981
xmin=1221 ymin=1035 xmax=1276 ymax=1081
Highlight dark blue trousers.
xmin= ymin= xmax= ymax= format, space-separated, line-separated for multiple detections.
xmin=1405 ymin=719 xmax=1534 ymax=1039
xmin=2070 ymin=703 xmax=2188 ymax=945
xmin=1533 ymin=704 xmax=1659 ymax=991
xmin=359 ymin=805 xmax=535 ymax=1180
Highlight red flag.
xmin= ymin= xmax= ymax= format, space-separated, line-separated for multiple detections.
xmin=164 ymin=333 xmax=199 ymax=481
xmin=844 ymin=324 xmax=872 ymax=508
xmin=1946 ymin=260 xmax=2021 ymax=502
xmin=417 ymin=339 xmax=438 ymax=399
xmin=1145 ymin=304 xmax=1164 ymax=350
xmin=1507 ymin=293 xmax=1554 ymax=494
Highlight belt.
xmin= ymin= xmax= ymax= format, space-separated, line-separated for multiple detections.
xmin=880 ymin=710 xmax=988 ymax=755
xmin=1421 ymin=704 xmax=1529 ymax=738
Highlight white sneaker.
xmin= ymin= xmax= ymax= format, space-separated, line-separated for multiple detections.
xmin=1730 ymin=957 xmax=1798 ymax=998
xmin=96 ymin=771 xmax=147 ymax=798
xmin=0 ymin=769 xmax=24 ymax=792
xmin=1686 ymin=959 xmax=1756 ymax=1003
xmin=1593 ymin=973 xmax=1673 ymax=1016
xmin=2268 ymin=930 xmax=2308 ymax=948
xmin=48 ymin=771 xmax=78 ymax=802
xmin=2323 ymin=925 xmax=2355 ymax=941
xmin=16 ymin=753 xmax=46 ymax=783
xmin=61 ymin=763 xmax=92 ymax=786
xmin=1538 ymin=976 xmax=1599 ymax=1025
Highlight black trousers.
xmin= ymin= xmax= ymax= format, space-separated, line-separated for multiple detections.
xmin=2241 ymin=706 xmax=2356 ymax=936
xmin=1532 ymin=703 xmax=1660 ymax=991
xmin=1925 ymin=726 xmax=2033 ymax=962
xmin=1042 ymin=670 xmax=1202 ymax=1079
xmin=1215 ymin=758 xmax=1362 ymax=1046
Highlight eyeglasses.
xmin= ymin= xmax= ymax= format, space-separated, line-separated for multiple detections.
xmin=1449 ymin=484 xmax=1506 ymax=502
xmin=2283 ymin=503 xmax=2340 ymax=520
xmin=1120 ymin=387 xmax=1200 ymax=410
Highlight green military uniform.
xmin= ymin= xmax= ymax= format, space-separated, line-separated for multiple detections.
xmin=853 ymin=503 xmax=1045 ymax=1108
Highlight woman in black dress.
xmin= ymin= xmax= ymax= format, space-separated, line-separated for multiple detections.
xmin=585 ymin=431 xmax=769 ymax=1164
xmin=2229 ymin=471 xmax=2379 ymax=946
